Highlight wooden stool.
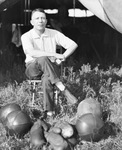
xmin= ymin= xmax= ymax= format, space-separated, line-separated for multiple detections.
xmin=28 ymin=80 xmax=59 ymax=107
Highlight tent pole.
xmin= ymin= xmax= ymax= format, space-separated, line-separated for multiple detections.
xmin=73 ymin=0 xmax=75 ymax=24
xmin=28 ymin=0 xmax=30 ymax=25
xmin=24 ymin=0 xmax=27 ymax=25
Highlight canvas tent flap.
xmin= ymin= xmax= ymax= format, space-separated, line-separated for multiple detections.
xmin=78 ymin=0 xmax=122 ymax=34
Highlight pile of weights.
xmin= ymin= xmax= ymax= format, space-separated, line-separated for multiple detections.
xmin=0 ymin=97 xmax=104 ymax=150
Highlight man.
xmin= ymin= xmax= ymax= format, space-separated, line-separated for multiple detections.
xmin=21 ymin=8 xmax=78 ymax=116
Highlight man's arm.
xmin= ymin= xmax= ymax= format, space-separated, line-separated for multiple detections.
xmin=21 ymin=34 xmax=65 ymax=60
xmin=55 ymin=42 xmax=78 ymax=65
xmin=55 ymin=31 xmax=78 ymax=60
xmin=63 ymin=42 xmax=78 ymax=59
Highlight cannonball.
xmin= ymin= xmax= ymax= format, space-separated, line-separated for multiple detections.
xmin=77 ymin=97 xmax=102 ymax=118
xmin=75 ymin=113 xmax=104 ymax=142
xmin=67 ymin=125 xmax=78 ymax=146
xmin=44 ymin=131 xmax=70 ymax=150
xmin=55 ymin=121 xmax=74 ymax=139
xmin=49 ymin=127 xmax=61 ymax=134
xmin=30 ymin=120 xmax=46 ymax=147
xmin=60 ymin=122 xmax=74 ymax=139
xmin=6 ymin=110 xmax=33 ymax=138
xmin=0 ymin=103 xmax=21 ymax=125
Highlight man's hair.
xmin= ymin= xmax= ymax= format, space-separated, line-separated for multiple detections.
xmin=31 ymin=8 xmax=46 ymax=19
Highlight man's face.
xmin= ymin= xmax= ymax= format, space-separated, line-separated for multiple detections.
xmin=31 ymin=11 xmax=47 ymax=31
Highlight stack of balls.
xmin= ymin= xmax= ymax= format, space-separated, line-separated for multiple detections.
xmin=75 ymin=97 xmax=104 ymax=142
xmin=0 ymin=103 xmax=33 ymax=138
xmin=0 ymin=97 xmax=104 ymax=148
xmin=30 ymin=119 xmax=77 ymax=150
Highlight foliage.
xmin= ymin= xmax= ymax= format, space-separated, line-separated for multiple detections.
xmin=0 ymin=63 xmax=122 ymax=149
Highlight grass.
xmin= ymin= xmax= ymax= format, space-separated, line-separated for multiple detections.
xmin=0 ymin=63 xmax=122 ymax=149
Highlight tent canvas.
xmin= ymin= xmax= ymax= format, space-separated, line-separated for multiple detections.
xmin=78 ymin=0 xmax=122 ymax=34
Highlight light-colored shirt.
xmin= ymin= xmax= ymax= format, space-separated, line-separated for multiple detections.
xmin=21 ymin=28 xmax=76 ymax=63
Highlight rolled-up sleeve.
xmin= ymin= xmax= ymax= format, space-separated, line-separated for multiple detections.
xmin=55 ymin=31 xmax=76 ymax=49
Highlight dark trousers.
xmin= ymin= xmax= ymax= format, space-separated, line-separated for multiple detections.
xmin=25 ymin=56 xmax=60 ymax=111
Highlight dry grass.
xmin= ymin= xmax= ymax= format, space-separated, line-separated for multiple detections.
xmin=0 ymin=64 xmax=122 ymax=149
